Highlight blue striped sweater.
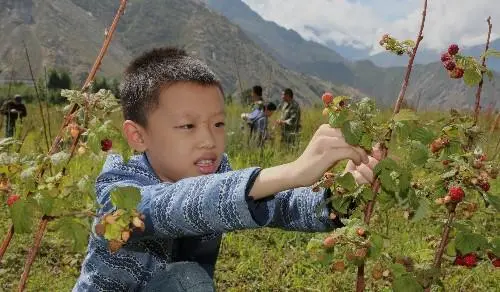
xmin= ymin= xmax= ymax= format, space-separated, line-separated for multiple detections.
xmin=73 ymin=153 xmax=343 ymax=291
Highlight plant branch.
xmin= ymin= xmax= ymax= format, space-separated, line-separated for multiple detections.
xmin=0 ymin=0 xmax=128 ymax=267
xmin=0 ymin=225 xmax=14 ymax=260
xmin=473 ymin=16 xmax=493 ymax=126
xmin=433 ymin=206 xmax=456 ymax=268
xmin=356 ymin=1 xmax=428 ymax=291
xmin=23 ymin=42 xmax=50 ymax=153
xmin=18 ymin=217 xmax=49 ymax=292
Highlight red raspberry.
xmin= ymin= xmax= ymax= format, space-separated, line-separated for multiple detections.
xmin=463 ymin=253 xmax=477 ymax=267
xmin=454 ymin=255 xmax=465 ymax=266
xmin=100 ymin=139 xmax=113 ymax=152
xmin=493 ymin=258 xmax=500 ymax=268
xmin=449 ymin=67 xmax=465 ymax=79
xmin=479 ymin=154 xmax=487 ymax=161
xmin=441 ymin=52 xmax=452 ymax=62
xmin=448 ymin=44 xmax=459 ymax=55
xmin=448 ymin=186 xmax=465 ymax=202
xmin=6 ymin=194 xmax=20 ymax=207
xmin=479 ymin=182 xmax=490 ymax=192
xmin=444 ymin=60 xmax=456 ymax=71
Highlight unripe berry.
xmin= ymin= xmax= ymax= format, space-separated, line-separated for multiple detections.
xmin=322 ymin=92 xmax=334 ymax=106
xmin=357 ymin=228 xmax=366 ymax=237
xmin=108 ymin=239 xmax=123 ymax=253
xmin=77 ymin=146 xmax=86 ymax=155
xmin=448 ymin=186 xmax=465 ymax=202
xmin=332 ymin=260 xmax=345 ymax=272
xmin=323 ymin=236 xmax=337 ymax=248
xmin=448 ymin=44 xmax=459 ymax=55
xmin=121 ymin=230 xmax=131 ymax=242
xmin=354 ymin=248 xmax=368 ymax=258
xmin=322 ymin=108 xmax=329 ymax=117
xmin=449 ymin=67 xmax=465 ymax=79
xmin=435 ymin=198 xmax=445 ymax=205
xmin=443 ymin=195 xmax=452 ymax=204
xmin=94 ymin=223 xmax=105 ymax=236
xmin=473 ymin=159 xmax=484 ymax=169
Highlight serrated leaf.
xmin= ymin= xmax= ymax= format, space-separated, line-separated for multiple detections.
xmin=393 ymin=109 xmax=419 ymax=122
xmin=398 ymin=170 xmax=411 ymax=194
xmin=455 ymin=231 xmax=489 ymax=254
xmin=368 ymin=233 xmax=383 ymax=258
xmin=361 ymin=187 xmax=374 ymax=202
xmin=9 ymin=199 xmax=34 ymax=234
xmin=359 ymin=132 xmax=373 ymax=151
xmin=380 ymin=171 xmax=398 ymax=194
xmin=336 ymin=173 xmax=357 ymax=192
xmin=55 ymin=218 xmax=89 ymax=252
xmin=341 ymin=121 xmax=362 ymax=145
xmin=110 ymin=186 xmax=141 ymax=210
xmin=463 ymin=69 xmax=482 ymax=86
xmin=104 ymin=221 xmax=123 ymax=241
xmin=484 ymin=193 xmax=500 ymax=211
xmin=331 ymin=197 xmax=352 ymax=214
xmin=329 ymin=109 xmax=349 ymax=128
xmin=411 ymin=198 xmax=430 ymax=222
xmin=490 ymin=238 xmax=500 ymax=257
xmin=391 ymin=263 xmax=407 ymax=277
xmin=373 ymin=157 xmax=400 ymax=176
xmin=410 ymin=127 xmax=436 ymax=145
xmin=410 ymin=141 xmax=429 ymax=166
xmin=392 ymin=275 xmax=424 ymax=292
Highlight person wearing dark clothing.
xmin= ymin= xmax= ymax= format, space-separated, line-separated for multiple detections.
xmin=1 ymin=95 xmax=27 ymax=137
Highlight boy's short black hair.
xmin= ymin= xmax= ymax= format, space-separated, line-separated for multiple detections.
xmin=252 ymin=85 xmax=263 ymax=97
xmin=283 ymin=88 xmax=293 ymax=98
xmin=120 ymin=47 xmax=223 ymax=127
xmin=264 ymin=102 xmax=277 ymax=111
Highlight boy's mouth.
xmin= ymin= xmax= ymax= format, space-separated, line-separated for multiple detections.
xmin=195 ymin=158 xmax=218 ymax=174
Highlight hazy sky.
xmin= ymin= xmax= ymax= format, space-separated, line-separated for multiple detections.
xmin=242 ymin=0 xmax=499 ymax=54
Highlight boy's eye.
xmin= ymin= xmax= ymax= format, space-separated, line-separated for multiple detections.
xmin=177 ymin=124 xmax=194 ymax=130
xmin=215 ymin=122 xmax=225 ymax=128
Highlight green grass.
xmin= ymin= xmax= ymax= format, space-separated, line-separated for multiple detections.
xmin=0 ymin=103 xmax=499 ymax=291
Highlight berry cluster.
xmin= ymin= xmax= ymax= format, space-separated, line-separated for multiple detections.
xmin=454 ymin=253 xmax=477 ymax=268
xmin=94 ymin=209 xmax=145 ymax=252
xmin=441 ymin=44 xmax=464 ymax=79
xmin=435 ymin=185 xmax=465 ymax=205
xmin=379 ymin=33 xmax=413 ymax=56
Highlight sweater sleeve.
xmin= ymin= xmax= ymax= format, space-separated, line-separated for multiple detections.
xmin=248 ymin=187 xmax=344 ymax=232
xmin=95 ymin=166 xmax=273 ymax=239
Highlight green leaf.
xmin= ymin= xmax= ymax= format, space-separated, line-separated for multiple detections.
xmin=483 ymin=48 xmax=500 ymax=59
xmin=341 ymin=121 xmax=363 ymax=145
xmin=359 ymin=132 xmax=373 ymax=151
xmin=446 ymin=239 xmax=457 ymax=257
xmin=361 ymin=187 xmax=374 ymax=202
xmin=463 ymin=68 xmax=482 ymax=86
xmin=9 ymin=199 xmax=35 ymax=234
xmin=380 ymin=171 xmax=398 ymax=194
xmin=395 ymin=121 xmax=410 ymax=142
xmin=484 ymin=193 xmax=500 ymax=211
xmin=336 ymin=173 xmax=357 ymax=192
xmin=104 ymin=221 xmax=123 ymax=241
xmin=410 ymin=127 xmax=436 ymax=145
xmin=490 ymin=238 xmax=500 ymax=257
xmin=411 ymin=198 xmax=430 ymax=222
xmin=373 ymin=157 xmax=400 ymax=176
xmin=392 ymin=275 xmax=424 ymax=292
xmin=391 ymin=263 xmax=407 ymax=277
xmin=368 ymin=233 xmax=384 ymax=258
xmin=55 ymin=218 xmax=89 ymax=252
xmin=410 ymin=141 xmax=429 ymax=166
xmin=110 ymin=186 xmax=142 ymax=210
xmin=331 ymin=197 xmax=353 ymax=214
xmin=455 ymin=231 xmax=489 ymax=254
xmin=398 ymin=169 xmax=411 ymax=194
xmin=393 ymin=109 xmax=419 ymax=122
xmin=329 ymin=109 xmax=349 ymax=128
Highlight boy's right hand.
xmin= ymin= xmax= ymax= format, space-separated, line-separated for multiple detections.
xmin=289 ymin=124 xmax=369 ymax=188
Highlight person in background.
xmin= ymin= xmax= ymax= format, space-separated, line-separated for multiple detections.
xmin=276 ymin=88 xmax=301 ymax=147
xmin=241 ymin=85 xmax=265 ymax=141
xmin=1 ymin=94 xmax=27 ymax=137
xmin=250 ymin=101 xmax=277 ymax=147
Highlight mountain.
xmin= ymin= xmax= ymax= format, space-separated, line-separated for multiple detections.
xmin=203 ymin=0 xmax=500 ymax=110
xmin=0 ymin=0 xmax=360 ymax=106
xmin=366 ymin=39 xmax=500 ymax=71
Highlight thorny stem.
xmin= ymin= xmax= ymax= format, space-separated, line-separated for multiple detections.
xmin=23 ymin=42 xmax=50 ymax=153
xmin=18 ymin=217 xmax=49 ymax=292
xmin=0 ymin=0 xmax=128 ymax=270
xmin=0 ymin=225 xmax=14 ymax=261
xmin=473 ymin=17 xmax=493 ymax=126
xmin=356 ymin=1 xmax=428 ymax=291
xmin=431 ymin=17 xmax=493 ymax=283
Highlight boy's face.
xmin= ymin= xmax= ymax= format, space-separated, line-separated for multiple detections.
xmin=264 ymin=109 xmax=274 ymax=117
xmin=128 ymin=82 xmax=226 ymax=182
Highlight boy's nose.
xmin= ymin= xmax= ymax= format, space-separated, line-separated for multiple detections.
xmin=198 ymin=127 xmax=216 ymax=149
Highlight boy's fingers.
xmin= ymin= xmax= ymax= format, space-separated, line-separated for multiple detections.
xmin=316 ymin=124 xmax=343 ymax=138
xmin=328 ymin=147 xmax=364 ymax=166
xmin=351 ymin=170 xmax=370 ymax=185
xmin=356 ymin=163 xmax=374 ymax=183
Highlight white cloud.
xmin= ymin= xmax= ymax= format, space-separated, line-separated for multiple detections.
xmin=242 ymin=0 xmax=500 ymax=54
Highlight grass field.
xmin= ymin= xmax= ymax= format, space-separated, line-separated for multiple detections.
xmin=0 ymin=102 xmax=499 ymax=292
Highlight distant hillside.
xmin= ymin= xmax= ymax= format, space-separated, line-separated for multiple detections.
xmin=1 ymin=0 xmax=364 ymax=106
xmin=204 ymin=0 xmax=500 ymax=109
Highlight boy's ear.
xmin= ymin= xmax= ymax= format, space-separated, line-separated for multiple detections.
xmin=123 ymin=120 xmax=147 ymax=152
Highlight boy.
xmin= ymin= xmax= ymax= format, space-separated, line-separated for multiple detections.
xmin=250 ymin=101 xmax=277 ymax=147
xmin=73 ymin=47 xmax=377 ymax=291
